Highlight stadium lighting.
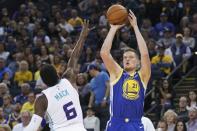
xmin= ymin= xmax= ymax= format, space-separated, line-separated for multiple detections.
xmin=195 ymin=51 xmax=197 ymax=55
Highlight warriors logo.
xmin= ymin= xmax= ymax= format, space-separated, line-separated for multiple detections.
xmin=122 ymin=78 xmax=140 ymax=100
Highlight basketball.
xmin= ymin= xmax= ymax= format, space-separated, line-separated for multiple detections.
xmin=106 ymin=4 xmax=128 ymax=25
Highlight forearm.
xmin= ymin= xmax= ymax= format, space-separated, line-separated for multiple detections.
xmin=133 ymin=26 xmax=149 ymax=56
xmin=67 ymin=37 xmax=85 ymax=68
xmin=101 ymin=28 xmax=117 ymax=54
xmin=88 ymin=92 xmax=95 ymax=107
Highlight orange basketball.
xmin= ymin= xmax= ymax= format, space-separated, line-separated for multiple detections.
xmin=106 ymin=4 xmax=128 ymax=25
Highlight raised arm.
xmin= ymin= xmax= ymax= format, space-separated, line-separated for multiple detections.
xmin=62 ymin=20 xmax=89 ymax=81
xmin=24 ymin=94 xmax=48 ymax=131
xmin=128 ymin=10 xmax=151 ymax=85
xmin=100 ymin=25 xmax=123 ymax=81
xmin=67 ymin=20 xmax=89 ymax=69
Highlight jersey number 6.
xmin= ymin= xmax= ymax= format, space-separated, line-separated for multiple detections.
xmin=63 ymin=101 xmax=77 ymax=120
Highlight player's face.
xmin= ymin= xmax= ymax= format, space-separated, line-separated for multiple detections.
xmin=123 ymin=51 xmax=139 ymax=72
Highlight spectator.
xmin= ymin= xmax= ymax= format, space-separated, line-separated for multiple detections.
xmin=87 ymin=63 xmax=110 ymax=131
xmin=58 ymin=17 xmax=74 ymax=34
xmin=168 ymin=33 xmax=191 ymax=67
xmin=8 ymin=52 xmax=24 ymax=74
xmin=14 ymin=83 xmax=31 ymax=105
xmin=156 ymin=119 xmax=168 ymax=131
xmin=158 ymin=27 xmax=176 ymax=48
xmin=0 ymin=124 xmax=11 ymax=131
xmin=12 ymin=111 xmax=32 ymax=131
xmin=141 ymin=18 xmax=157 ymax=39
xmin=191 ymin=13 xmax=197 ymax=37
xmin=176 ymin=96 xmax=188 ymax=122
xmin=159 ymin=79 xmax=175 ymax=115
xmin=155 ymin=12 xmax=175 ymax=38
xmin=84 ymin=107 xmax=100 ymax=131
xmin=178 ymin=16 xmax=190 ymax=33
xmin=0 ymin=83 xmax=9 ymax=107
xmin=0 ymin=107 xmax=9 ymax=125
xmin=40 ymin=45 xmax=54 ymax=64
xmin=145 ymin=0 xmax=163 ymax=25
xmin=187 ymin=91 xmax=197 ymax=109
xmin=147 ymin=39 xmax=157 ymax=60
xmin=163 ymin=109 xmax=178 ymax=131
xmin=68 ymin=9 xmax=83 ymax=28
xmin=53 ymin=55 xmax=62 ymax=74
xmin=0 ymin=58 xmax=12 ymax=81
xmin=20 ymin=92 xmax=35 ymax=114
xmin=14 ymin=60 xmax=33 ymax=86
xmin=186 ymin=106 xmax=197 ymax=131
xmin=9 ymin=103 xmax=22 ymax=128
xmin=33 ymin=29 xmax=51 ymax=45
xmin=46 ymin=22 xmax=59 ymax=39
xmin=141 ymin=116 xmax=155 ymax=131
xmin=0 ymin=43 xmax=9 ymax=60
xmin=182 ymin=27 xmax=196 ymax=51
xmin=174 ymin=119 xmax=187 ymax=131
xmin=2 ymin=94 xmax=14 ymax=117
xmin=151 ymin=43 xmax=173 ymax=77
xmin=76 ymin=73 xmax=91 ymax=111
xmin=119 ymin=27 xmax=137 ymax=50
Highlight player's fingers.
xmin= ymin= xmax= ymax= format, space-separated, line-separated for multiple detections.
xmin=129 ymin=9 xmax=135 ymax=17
xmin=128 ymin=13 xmax=133 ymax=20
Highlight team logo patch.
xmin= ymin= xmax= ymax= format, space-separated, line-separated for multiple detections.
xmin=122 ymin=78 xmax=140 ymax=100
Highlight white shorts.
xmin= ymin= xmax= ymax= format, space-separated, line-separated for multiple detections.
xmin=53 ymin=123 xmax=87 ymax=131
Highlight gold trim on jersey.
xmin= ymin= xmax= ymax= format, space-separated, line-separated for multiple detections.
xmin=138 ymin=71 xmax=146 ymax=89
xmin=110 ymin=69 xmax=123 ymax=86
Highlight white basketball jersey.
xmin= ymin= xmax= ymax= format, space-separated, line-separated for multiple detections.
xmin=42 ymin=79 xmax=85 ymax=131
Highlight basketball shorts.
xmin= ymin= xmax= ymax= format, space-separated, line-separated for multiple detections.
xmin=106 ymin=117 xmax=144 ymax=131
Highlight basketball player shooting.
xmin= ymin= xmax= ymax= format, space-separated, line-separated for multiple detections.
xmin=23 ymin=20 xmax=89 ymax=131
xmin=100 ymin=10 xmax=151 ymax=131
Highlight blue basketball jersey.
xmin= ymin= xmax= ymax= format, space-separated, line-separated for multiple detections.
xmin=106 ymin=69 xmax=146 ymax=131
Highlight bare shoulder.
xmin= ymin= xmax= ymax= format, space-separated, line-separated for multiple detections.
xmin=34 ymin=94 xmax=48 ymax=117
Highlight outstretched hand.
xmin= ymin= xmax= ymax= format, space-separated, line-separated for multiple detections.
xmin=128 ymin=10 xmax=137 ymax=27
xmin=80 ymin=19 xmax=90 ymax=38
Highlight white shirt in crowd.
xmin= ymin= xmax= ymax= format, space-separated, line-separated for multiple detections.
xmin=12 ymin=123 xmax=25 ymax=131
xmin=142 ymin=116 xmax=155 ymax=131
xmin=84 ymin=115 xmax=100 ymax=131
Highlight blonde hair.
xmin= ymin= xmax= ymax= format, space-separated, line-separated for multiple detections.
xmin=0 ymin=124 xmax=11 ymax=131
xmin=163 ymin=109 xmax=178 ymax=123
xmin=19 ymin=60 xmax=29 ymax=70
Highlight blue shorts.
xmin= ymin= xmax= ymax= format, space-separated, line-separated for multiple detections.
xmin=106 ymin=117 xmax=144 ymax=131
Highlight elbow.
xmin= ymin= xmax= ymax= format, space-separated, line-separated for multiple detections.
xmin=141 ymin=53 xmax=149 ymax=57
xmin=100 ymin=50 xmax=110 ymax=58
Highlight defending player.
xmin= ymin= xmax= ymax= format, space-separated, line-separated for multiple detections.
xmin=23 ymin=20 xmax=89 ymax=131
xmin=100 ymin=10 xmax=151 ymax=131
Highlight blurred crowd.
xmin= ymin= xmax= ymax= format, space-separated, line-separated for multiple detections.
xmin=0 ymin=0 xmax=197 ymax=131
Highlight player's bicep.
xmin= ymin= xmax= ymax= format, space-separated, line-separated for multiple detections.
xmin=100 ymin=53 xmax=122 ymax=79
xmin=34 ymin=94 xmax=48 ymax=118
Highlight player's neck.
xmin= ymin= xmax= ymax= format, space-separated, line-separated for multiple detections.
xmin=126 ymin=70 xmax=135 ymax=75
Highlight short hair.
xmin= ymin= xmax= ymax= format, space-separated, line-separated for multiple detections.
xmin=123 ymin=48 xmax=140 ymax=59
xmin=157 ymin=119 xmax=167 ymax=129
xmin=40 ymin=64 xmax=59 ymax=87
